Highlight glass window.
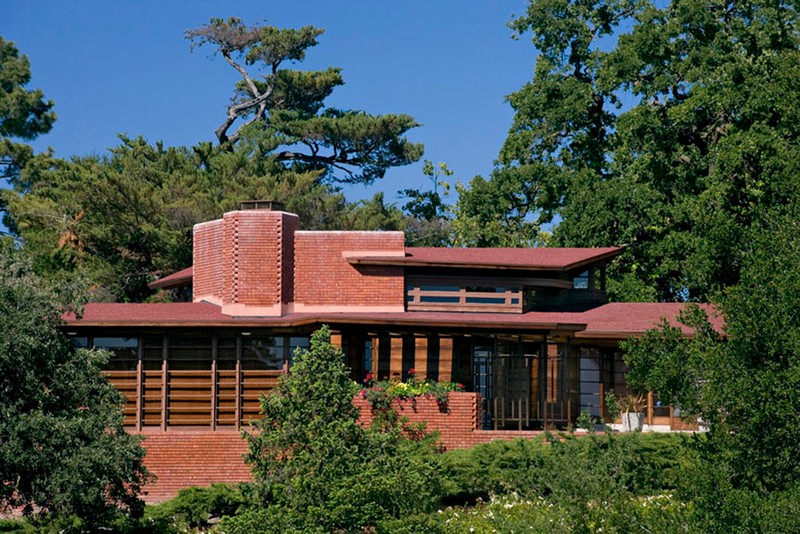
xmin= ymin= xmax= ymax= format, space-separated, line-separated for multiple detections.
xmin=242 ymin=335 xmax=284 ymax=370
xmin=573 ymin=271 xmax=590 ymax=289
xmin=420 ymin=295 xmax=460 ymax=303
xmin=465 ymin=296 xmax=506 ymax=304
xmin=168 ymin=335 xmax=212 ymax=371
xmin=70 ymin=336 xmax=88 ymax=349
xmin=288 ymin=336 xmax=310 ymax=366
xmin=217 ymin=337 xmax=237 ymax=371
xmin=94 ymin=337 xmax=138 ymax=371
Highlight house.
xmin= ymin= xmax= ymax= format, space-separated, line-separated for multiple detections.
xmin=64 ymin=201 xmax=717 ymax=501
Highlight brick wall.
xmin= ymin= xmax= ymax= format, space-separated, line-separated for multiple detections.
xmin=139 ymin=393 xmax=545 ymax=503
xmin=140 ymin=429 xmax=250 ymax=504
xmin=192 ymin=220 xmax=224 ymax=303
xmin=192 ymin=210 xmax=299 ymax=314
xmin=223 ymin=210 xmax=281 ymax=307
xmin=294 ymin=231 xmax=405 ymax=311
xmin=281 ymin=215 xmax=298 ymax=304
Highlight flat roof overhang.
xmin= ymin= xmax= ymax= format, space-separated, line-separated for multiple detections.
xmin=345 ymin=247 xmax=623 ymax=272
xmin=64 ymin=305 xmax=587 ymax=334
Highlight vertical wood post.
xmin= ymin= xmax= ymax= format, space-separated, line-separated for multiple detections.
xmin=538 ymin=337 xmax=548 ymax=427
xmin=390 ymin=337 xmax=403 ymax=377
xmin=136 ymin=337 xmax=143 ymax=432
xmin=161 ymin=334 xmax=168 ymax=431
xmin=235 ymin=336 xmax=242 ymax=430
xmin=415 ymin=336 xmax=428 ymax=378
xmin=371 ymin=336 xmax=379 ymax=376
xmin=211 ymin=336 xmax=218 ymax=431
xmin=439 ymin=337 xmax=453 ymax=382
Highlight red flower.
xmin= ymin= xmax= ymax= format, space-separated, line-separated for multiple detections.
xmin=408 ymin=368 xmax=416 ymax=376
xmin=458 ymin=383 xmax=464 ymax=390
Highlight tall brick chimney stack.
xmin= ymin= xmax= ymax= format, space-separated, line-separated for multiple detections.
xmin=193 ymin=202 xmax=298 ymax=316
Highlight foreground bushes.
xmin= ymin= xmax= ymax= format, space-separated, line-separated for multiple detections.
xmin=377 ymin=492 xmax=692 ymax=533
xmin=435 ymin=431 xmax=686 ymax=506
xmin=42 ymin=430 xmax=798 ymax=532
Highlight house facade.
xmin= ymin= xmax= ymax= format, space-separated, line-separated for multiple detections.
xmin=66 ymin=202 xmax=715 ymax=437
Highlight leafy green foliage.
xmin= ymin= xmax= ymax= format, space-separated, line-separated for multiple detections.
xmin=0 ymin=37 xmax=55 ymax=141
xmin=144 ymin=484 xmax=248 ymax=532
xmin=625 ymin=210 xmax=800 ymax=527
xmin=400 ymin=160 xmax=455 ymax=246
xmin=434 ymin=432 xmax=685 ymax=508
xmin=359 ymin=369 xmax=465 ymax=411
xmin=186 ymin=17 xmax=423 ymax=185
xmin=4 ymin=136 xmax=408 ymax=302
xmin=381 ymin=432 xmax=691 ymax=533
xmin=0 ymin=244 xmax=148 ymax=529
xmin=457 ymin=0 xmax=800 ymax=301
xmin=379 ymin=492 xmax=694 ymax=534
xmin=230 ymin=326 xmax=441 ymax=532
xmin=0 ymin=37 xmax=56 ymax=225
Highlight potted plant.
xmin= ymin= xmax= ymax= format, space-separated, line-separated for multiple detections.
xmin=618 ymin=392 xmax=646 ymax=432
xmin=605 ymin=389 xmax=646 ymax=431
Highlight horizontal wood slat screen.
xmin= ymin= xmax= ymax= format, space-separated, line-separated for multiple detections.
xmin=406 ymin=284 xmax=523 ymax=313
xmin=112 ymin=367 xmax=283 ymax=429
xmin=104 ymin=370 xmax=137 ymax=426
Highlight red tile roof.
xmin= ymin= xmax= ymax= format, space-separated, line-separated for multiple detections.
xmin=573 ymin=302 xmax=723 ymax=339
xmin=149 ymin=247 xmax=623 ymax=289
xmin=65 ymin=301 xmax=722 ymax=339
xmin=148 ymin=267 xmax=193 ymax=290
xmin=347 ymin=247 xmax=622 ymax=271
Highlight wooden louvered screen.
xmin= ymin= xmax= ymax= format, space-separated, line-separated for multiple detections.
xmin=94 ymin=333 xmax=295 ymax=430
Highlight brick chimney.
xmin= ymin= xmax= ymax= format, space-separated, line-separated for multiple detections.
xmin=193 ymin=204 xmax=298 ymax=316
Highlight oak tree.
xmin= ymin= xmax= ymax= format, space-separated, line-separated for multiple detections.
xmin=457 ymin=0 xmax=800 ymax=301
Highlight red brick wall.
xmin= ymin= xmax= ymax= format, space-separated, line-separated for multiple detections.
xmin=281 ymin=215 xmax=298 ymax=304
xmin=192 ymin=220 xmax=224 ymax=303
xmin=294 ymin=231 xmax=405 ymax=309
xmin=139 ymin=393 xmax=545 ymax=503
xmin=140 ymin=429 xmax=250 ymax=504
xmin=222 ymin=210 xmax=281 ymax=307
xmin=193 ymin=210 xmax=299 ymax=310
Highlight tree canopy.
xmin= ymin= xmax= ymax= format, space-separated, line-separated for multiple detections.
xmin=0 ymin=243 xmax=147 ymax=528
xmin=2 ymin=21 xmax=419 ymax=302
xmin=0 ymin=37 xmax=56 ymax=229
xmin=4 ymin=136 xmax=408 ymax=302
xmin=456 ymin=0 xmax=800 ymax=301
xmin=623 ymin=208 xmax=800 ymax=527
xmin=186 ymin=17 xmax=423 ymax=185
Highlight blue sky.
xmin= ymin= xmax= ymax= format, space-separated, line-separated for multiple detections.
xmin=4 ymin=1 xmax=536 ymax=204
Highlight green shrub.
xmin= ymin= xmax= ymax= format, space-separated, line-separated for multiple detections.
xmin=380 ymin=492 xmax=695 ymax=534
xmin=0 ymin=518 xmax=35 ymax=533
xmin=144 ymin=483 xmax=248 ymax=531
xmin=434 ymin=431 xmax=687 ymax=508
xmin=238 ymin=326 xmax=442 ymax=532
xmin=681 ymin=466 xmax=800 ymax=533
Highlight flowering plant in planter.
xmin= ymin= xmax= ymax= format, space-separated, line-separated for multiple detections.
xmin=606 ymin=389 xmax=647 ymax=431
xmin=359 ymin=369 xmax=465 ymax=411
